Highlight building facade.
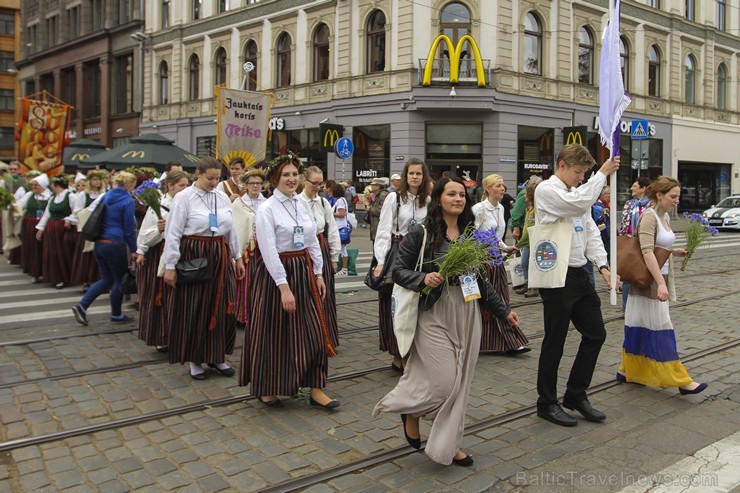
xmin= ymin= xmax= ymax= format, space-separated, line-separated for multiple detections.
xmin=0 ymin=0 xmax=19 ymax=161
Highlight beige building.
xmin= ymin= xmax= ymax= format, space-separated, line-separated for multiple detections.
xmin=0 ymin=0 xmax=19 ymax=161
xmin=131 ymin=1 xmax=740 ymax=209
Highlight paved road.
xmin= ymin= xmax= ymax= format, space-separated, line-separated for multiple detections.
xmin=0 ymin=231 xmax=738 ymax=492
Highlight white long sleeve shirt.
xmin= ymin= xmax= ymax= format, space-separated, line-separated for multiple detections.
xmin=472 ymin=199 xmax=509 ymax=249
xmin=300 ymin=191 xmax=341 ymax=263
xmin=256 ymin=189 xmax=322 ymax=286
xmin=163 ymin=185 xmax=241 ymax=270
xmin=534 ymin=172 xmax=607 ymax=268
xmin=373 ymin=192 xmax=429 ymax=263
xmin=136 ymin=193 xmax=174 ymax=255
xmin=240 ymin=193 xmax=267 ymax=212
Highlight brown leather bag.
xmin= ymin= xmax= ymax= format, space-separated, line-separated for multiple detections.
xmin=616 ymin=236 xmax=671 ymax=288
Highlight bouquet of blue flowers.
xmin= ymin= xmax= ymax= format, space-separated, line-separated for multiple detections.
xmin=133 ymin=180 xmax=163 ymax=220
xmin=680 ymin=212 xmax=719 ymax=271
xmin=422 ymin=226 xmax=504 ymax=295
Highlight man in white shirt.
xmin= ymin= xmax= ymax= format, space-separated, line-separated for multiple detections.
xmin=534 ymin=144 xmax=620 ymax=427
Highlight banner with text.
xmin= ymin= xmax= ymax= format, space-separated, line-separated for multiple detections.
xmin=216 ymin=87 xmax=272 ymax=167
xmin=17 ymin=98 xmax=70 ymax=176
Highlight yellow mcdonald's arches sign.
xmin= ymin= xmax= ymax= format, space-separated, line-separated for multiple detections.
xmin=324 ymin=129 xmax=339 ymax=147
xmin=184 ymin=153 xmax=199 ymax=163
xmin=539 ymin=132 xmax=553 ymax=151
xmin=71 ymin=153 xmax=90 ymax=161
xmin=563 ymin=126 xmax=588 ymax=146
xmin=320 ymin=123 xmax=343 ymax=153
xmin=123 ymin=150 xmax=146 ymax=159
xmin=422 ymin=34 xmax=486 ymax=88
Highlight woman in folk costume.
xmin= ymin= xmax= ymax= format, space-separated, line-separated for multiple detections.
xmin=35 ymin=175 xmax=77 ymax=289
xmin=299 ymin=165 xmax=341 ymax=349
xmin=216 ymin=157 xmax=247 ymax=202
xmin=239 ymin=153 xmax=338 ymax=410
xmin=135 ymin=171 xmax=190 ymax=352
xmin=70 ymin=171 xmax=106 ymax=289
xmin=18 ymin=172 xmax=51 ymax=283
xmin=163 ymin=157 xmax=245 ymax=380
xmin=1 ymin=161 xmax=26 ymax=264
xmin=472 ymin=174 xmax=530 ymax=355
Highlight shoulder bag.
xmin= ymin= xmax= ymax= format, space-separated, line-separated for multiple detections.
xmin=391 ymin=225 xmax=426 ymax=358
xmin=364 ymin=193 xmax=401 ymax=292
xmin=616 ymin=215 xmax=671 ymax=288
xmin=82 ymin=194 xmax=107 ymax=242
xmin=120 ymin=267 xmax=138 ymax=295
xmin=175 ymin=257 xmax=214 ymax=285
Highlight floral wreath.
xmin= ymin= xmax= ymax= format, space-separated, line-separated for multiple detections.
xmin=264 ymin=151 xmax=304 ymax=182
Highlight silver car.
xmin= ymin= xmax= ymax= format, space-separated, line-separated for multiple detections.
xmin=702 ymin=195 xmax=740 ymax=230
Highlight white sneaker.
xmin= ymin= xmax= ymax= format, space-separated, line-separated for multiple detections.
xmin=336 ymin=269 xmax=348 ymax=276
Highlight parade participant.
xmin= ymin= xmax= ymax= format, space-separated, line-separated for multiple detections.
xmin=534 ymin=144 xmax=619 ymax=427
xmin=217 ymin=157 xmax=246 ymax=202
xmin=239 ymin=153 xmax=338 ymax=409
xmin=159 ymin=161 xmax=183 ymax=182
xmin=162 ymin=157 xmax=245 ymax=379
xmin=18 ymin=172 xmax=50 ymax=283
xmin=36 ymin=176 xmax=76 ymax=289
xmin=1 ymin=161 xmax=25 ymax=263
xmin=71 ymin=172 xmax=138 ymax=325
xmin=513 ymin=176 xmax=543 ymax=297
xmin=70 ymin=171 xmax=106 ymax=290
xmin=373 ymin=158 xmax=432 ymax=373
xmin=618 ymin=177 xmax=651 ymax=311
xmin=366 ymin=178 xmax=390 ymax=242
xmin=472 ymin=173 xmax=530 ymax=355
xmin=135 ymin=171 xmax=189 ymax=351
xmin=617 ymin=176 xmax=707 ymax=395
xmin=373 ymin=176 xmax=518 ymax=466
xmin=239 ymin=168 xmax=267 ymax=212
xmin=328 ymin=182 xmax=350 ymax=276
xmin=300 ymin=165 xmax=341 ymax=349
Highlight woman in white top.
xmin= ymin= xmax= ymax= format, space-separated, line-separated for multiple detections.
xmin=328 ymin=182 xmax=350 ymax=276
xmin=300 ymin=166 xmax=341 ymax=349
xmin=18 ymin=172 xmax=51 ymax=283
xmin=71 ymin=171 xmax=106 ymax=287
xmin=135 ymin=171 xmax=190 ymax=352
xmin=163 ymin=157 xmax=246 ymax=380
xmin=372 ymin=158 xmax=433 ymax=373
xmin=216 ymin=156 xmax=246 ymax=202
xmin=472 ymin=174 xmax=530 ymax=354
xmin=239 ymin=154 xmax=338 ymax=410
xmin=35 ymin=175 xmax=77 ymax=289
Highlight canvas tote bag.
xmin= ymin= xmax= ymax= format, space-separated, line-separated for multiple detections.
xmin=527 ymin=221 xmax=573 ymax=289
xmin=391 ymin=225 xmax=426 ymax=358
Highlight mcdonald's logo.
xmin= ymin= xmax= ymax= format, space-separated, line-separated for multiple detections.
xmin=319 ymin=123 xmax=343 ymax=153
xmin=539 ymin=132 xmax=553 ymax=152
xmin=123 ymin=151 xmax=145 ymax=159
xmin=422 ymin=34 xmax=486 ymax=87
xmin=324 ymin=130 xmax=339 ymax=148
xmin=563 ymin=126 xmax=588 ymax=146
xmin=71 ymin=153 xmax=90 ymax=161
xmin=184 ymin=154 xmax=199 ymax=163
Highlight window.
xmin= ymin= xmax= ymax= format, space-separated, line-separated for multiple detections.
xmin=648 ymin=0 xmax=659 ymax=8
xmin=114 ymin=53 xmax=134 ymax=114
xmin=40 ymin=74 xmax=54 ymax=95
xmin=188 ymin=55 xmax=200 ymax=100
xmin=276 ymin=33 xmax=291 ymax=87
xmin=46 ymin=16 xmax=58 ymax=47
xmin=353 ymin=125 xmax=391 ymax=190
xmin=23 ymin=79 xmax=34 ymax=97
xmin=244 ymin=41 xmax=258 ymax=91
xmin=214 ymin=48 xmax=227 ymax=86
xmin=717 ymin=63 xmax=727 ymax=110
xmin=218 ymin=0 xmax=227 ymax=14
xmin=437 ymin=3 xmax=472 ymax=73
xmin=0 ymin=13 xmax=14 ymax=35
xmin=524 ymin=12 xmax=542 ymax=75
xmin=313 ymin=24 xmax=330 ymax=82
xmin=648 ymin=45 xmax=660 ymax=97
xmin=0 ymin=51 xmax=13 ymax=72
xmin=192 ymin=0 xmax=201 ymax=20
xmin=27 ymin=25 xmax=37 ymax=54
xmin=717 ymin=0 xmax=726 ymax=31
xmin=620 ymin=36 xmax=629 ymax=90
xmin=84 ymin=62 xmax=101 ymax=119
xmin=159 ymin=61 xmax=169 ymax=105
xmin=161 ymin=0 xmax=170 ymax=29
xmin=685 ymin=0 xmax=695 ymax=20
xmin=67 ymin=7 xmax=80 ymax=40
xmin=119 ymin=0 xmax=132 ymax=23
xmin=366 ymin=10 xmax=385 ymax=74
xmin=578 ymin=27 xmax=594 ymax=85
xmin=0 ymin=128 xmax=13 ymax=148
xmin=684 ymin=54 xmax=696 ymax=104
xmin=92 ymin=0 xmax=104 ymax=31
xmin=62 ymin=68 xmax=77 ymax=121
xmin=0 ymin=89 xmax=13 ymax=111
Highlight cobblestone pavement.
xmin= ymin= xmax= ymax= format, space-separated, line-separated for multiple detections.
xmin=1 ymin=232 xmax=739 ymax=492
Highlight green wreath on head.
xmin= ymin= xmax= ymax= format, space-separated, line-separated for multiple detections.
xmin=264 ymin=151 xmax=304 ymax=183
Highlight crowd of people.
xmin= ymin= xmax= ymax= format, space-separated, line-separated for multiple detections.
xmin=0 ymin=143 xmax=708 ymax=468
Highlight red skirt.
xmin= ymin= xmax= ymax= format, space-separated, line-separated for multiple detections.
xmin=41 ymin=220 xmax=75 ymax=285
xmin=20 ymin=216 xmax=43 ymax=278
xmin=71 ymin=232 xmax=100 ymax=284
xmin=480 ymin=263 xmax=529 ymax=351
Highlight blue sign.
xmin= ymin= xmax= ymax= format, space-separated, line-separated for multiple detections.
xmin=335 ymin=137 xmax=354 ymax=159
xmin=631 ymin=120 xmax=649 ymax=140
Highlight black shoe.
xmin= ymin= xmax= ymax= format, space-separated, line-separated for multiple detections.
xmin=189 ymin=370 xmax=207 ymax=380
xmin=207 ymin=363 xmax=235 ymax=377
xmin=505 ymin=347 xmax=532 ymax=356
xmin=679 ymin=382 xmax=708 ymax=395
xmin=309 ymin=397 xmax=340 ymax=410
xmin=259 ymin=397 xmax=284 ymax=408
xmin=391 ymin=363 xmax=404 ymax=374
xmin=71 ymin=305 xmax=88 ymax=326
xmin=537 ymin=403 xmax=577 ymax=427
xmin=401 ymin=414 xmax=421 ymax=449
xmin=562 ymin=398 xmax=606 ymax=422
xmin=452 ymin=453 xmax=474 ymax=467
xmin=110 ymin=315 xmax=135 ymax=323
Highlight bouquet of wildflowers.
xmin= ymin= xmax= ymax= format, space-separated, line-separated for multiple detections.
xmin=422 ymin=226 xmax=504 ymax=295
xmin=0 ymin=187 xmax=14 ymax=210
xmin=133 ymin=180 xmax=163 ymax=220
xmin=680 ymin=212 xmax=719 ymax=271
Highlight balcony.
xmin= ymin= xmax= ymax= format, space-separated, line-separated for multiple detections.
xmin=418 ymin=58 xmax=491 ymax=87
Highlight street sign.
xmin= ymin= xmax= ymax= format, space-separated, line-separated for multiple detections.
xmin=335 ymin=137 xmax=354 ymax=159
xmin=320 ymin=123 xmax=343 ymax=153
xmin=631 ymin=120 xmax=649 ymax=140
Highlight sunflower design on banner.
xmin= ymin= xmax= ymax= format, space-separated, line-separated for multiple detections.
xmin=16 ymin=96 xmax=71 ymax=177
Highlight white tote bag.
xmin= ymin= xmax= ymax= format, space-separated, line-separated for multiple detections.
xmin=527 ymin=222 xmax=573 ymax=289
xmin=391 ymin=225 xmax=426 ymax=358
xmin=506 ymin=257 xmax=525 ymax=287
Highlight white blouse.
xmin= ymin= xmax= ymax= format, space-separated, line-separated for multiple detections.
xmin=240 ymin=193 xmax=267 ymax=212
xmin=163 ymin=185 xmax=241 ymax=270
xmin=472 ymin=199 xmax=509 ymax=249
xmin=300 ymin=191 xmax=341 ymax=263
xmin=256 ymin=188 xmax=322 ymax=286
xmin=373 ymin=191 xmax=429 ymax=263
xmin=36 ymin=189 xmax=75 ymax=231
xmin=136 ymin=194 xmax=174 ymax=255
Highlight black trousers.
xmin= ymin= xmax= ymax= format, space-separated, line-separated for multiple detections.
xmin=537 ymin=266 xmax=606 ymax=405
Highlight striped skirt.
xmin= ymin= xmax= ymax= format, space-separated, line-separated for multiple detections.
xmin=137 ymin=244 xmax=167 ymax=347
xmin=41 ymin=220 xmax=74 ymax=285
xmin=618 ymin=277 xmax=693 ymax=387
xmin=480 ymin=263 xmax=529 ymax=352
xmin=235 ymin=246 xmax=255 ymax=325
xmin=20 ymin=216 xmax=43 ymax=278
xmin=378 ymin=237 xmax=402 ymax=356
xmin=318 ymin=233 xmax=339 ymax=349
xmin=166 ymin=235 xmax=237 ymax=365
xmin=240 ymin=248 xmax=334 ymax=397
xmin=71 ymin=233 xmax=100 ymax=284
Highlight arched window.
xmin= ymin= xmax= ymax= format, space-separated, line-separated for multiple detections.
xmin=648 ymin=45 xmax=660 ymax=97
xmin=438 ymin=2 xmax=472 ymax=72
xmin=313 ymin=24 xmax=330 ymax=82
xmin=244 ymin=40 xmax=258 ymax=91
xmin=276 ymin=33 xmax=291 ymax=87
xmin=188 ymin=55 xmax=199 ymax=101
xmin=215 ymin=48 xmax=227 ymax=87
xmin=158 ymin=61 xmax=169 ymax=105
xmin=620 ymin=36 xmax=629 ymax=90
xmin=366 ymin=10 xmax=386 ymax=73
xmin=578 ymin=27 xmax=594 ymax=85
xmin=717 ymin=63 xmax=727 ymax=110
xmin=523 ymin=12 xmax=542 ymax=75
xmin=684 ymin=54 xmax=696 ymax=104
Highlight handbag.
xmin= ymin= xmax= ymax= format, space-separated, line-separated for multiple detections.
xmin=506 ymin=257 xmax=525 ymax=287
xmin=391 ymin=225 xmax=426 ymax=358
xmin=364 ymin=194 xmax=401 ymax=292
xmin=338 ymin=226 xmax=351 ymax=244
xmin=616 ymin=236 xmax=671 ymax=288
xmin=527 ymin=221 xmax=573 ymax=289
xmin=82 ymin=195 xmax=107 ymax=242
xmin=120 ymin=268 xmax=137 ymax=295
xmin=175 ymin=257 xmax=214 ymax=285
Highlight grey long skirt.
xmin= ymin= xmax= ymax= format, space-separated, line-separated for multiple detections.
xmin=372 ymin=286 xmax=482 ymax=465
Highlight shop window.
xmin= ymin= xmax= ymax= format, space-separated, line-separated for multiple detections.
xmin=353 ymin=125 xmax=390 ymax=192
xmin=578 ymin=27 xmax=594 ymax=85
xmin=426 ymin=123 xmax=482 ymax=183
xmin=366 ymin=10 xmax=386 ymax=73
xmin=717 ymin=63 xmax=727 ymax=110
xmin=648 ymin=45 xmax=660 ymax=97
xmin=276 ymin=33 xmax=291 ymax=87
xmin=678 ymin=162 xmax=731 ymax=212
xmin=267 ymin=128 xmax=326 ymax=171
xmin=517 ymin=126 xmax=553 ymax=185
xmin=313 ymin=24 xmax=330 ymax=82
xmin=523 ymin=12 xmax=542 ymax=75
xmin=244 ymin=40 xmax=258 ymax=91
xmin=196 ymin=136 xmax=216 ymax=157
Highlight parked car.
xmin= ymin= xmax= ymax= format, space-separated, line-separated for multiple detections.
xmin=702 ymin=195 xmax=740 ymax=230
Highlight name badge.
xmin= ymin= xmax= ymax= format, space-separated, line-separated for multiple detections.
xmin=293 ymin=226 xmax=305 ymax=248
xmin=209 ymin=213 xmax=219 ymax=233
xmin=36 ymin=210 xmax=43 ymax=219
xmin=409 ymin=218 xmax=417 ymax=227
xmin=573 ymin=217 xmax=584 ymax=232
xmin=461 ymin=274 xmax=481 ymax=302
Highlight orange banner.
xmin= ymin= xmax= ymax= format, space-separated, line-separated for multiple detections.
xmin=17 ymin=98 xmax=70 ymax=176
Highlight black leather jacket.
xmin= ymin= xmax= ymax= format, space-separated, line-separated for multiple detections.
xmin=391 ymin=224 xmax=511 ymax=318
